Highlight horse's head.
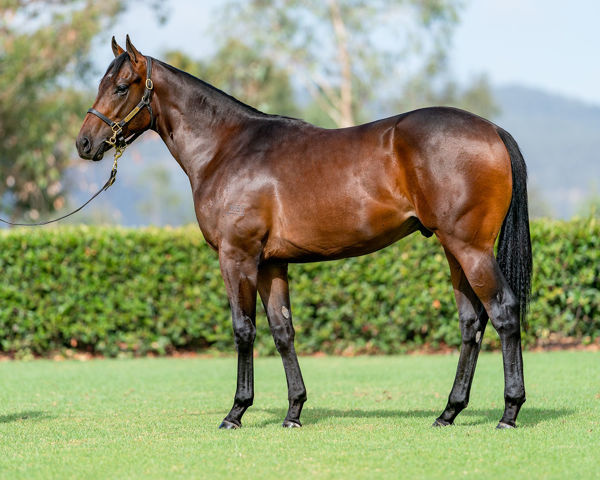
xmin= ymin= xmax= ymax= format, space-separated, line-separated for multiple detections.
xmin=76 ymin=36 xmax=154 ymax=161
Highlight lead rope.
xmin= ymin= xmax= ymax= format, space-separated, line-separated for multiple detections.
xmin=0 ymin=146 xmax=123 ymax=227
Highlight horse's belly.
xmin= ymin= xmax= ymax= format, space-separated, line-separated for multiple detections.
xmin=263 ymin=205 xmax=419 ymax=263
xmin=261 ymin=134 xmax=417 ymax=262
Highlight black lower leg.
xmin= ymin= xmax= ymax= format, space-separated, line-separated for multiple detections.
xmin=281 ymin=347 xmax=307 ymax=427
xmin=218 ymin=249 xmax=258 ymax=430
xmin=221 ymin=345 xmax=255 ymax=428
xmin=441 ymin=247 xmax=526 ymax=429
xmin=436 ymin=311 xmax=488 ymax=425
xmin=270 ymin=323 xmax=306 ymax=427
xmin=497 ymin=332 xmax=526 ymax=427
xmin=436 ymin=254 xmax=489 ymax=426
xmin=491 ymin=291 xmax=526 ymax=428
xmin=258 ymin=264 xmax=307 ymax=428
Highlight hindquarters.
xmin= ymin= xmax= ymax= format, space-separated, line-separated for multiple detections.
xmin=394 ymin=107 xmax=513 ymax=252
xmin=392 ymin=107 xmax=531 ymax=325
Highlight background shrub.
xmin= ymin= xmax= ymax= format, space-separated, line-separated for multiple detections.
xmin=0 ymin=218 xmax=597 ymax=357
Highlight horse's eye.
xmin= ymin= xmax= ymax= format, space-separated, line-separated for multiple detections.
xmin=115 ymin=84 xmax=129 ymax=96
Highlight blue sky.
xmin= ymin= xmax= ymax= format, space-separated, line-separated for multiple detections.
xmin=104 ymin=0 xmax=600 ymax=106
xmin=452 ymin=0 xmax=600 ymax=105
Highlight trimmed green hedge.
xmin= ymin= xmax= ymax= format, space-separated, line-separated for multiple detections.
xmin=0 ymin=219 xmax=598 ymax=358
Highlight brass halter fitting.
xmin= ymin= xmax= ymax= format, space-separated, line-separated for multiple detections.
xmin=106 ymin=144 xmax=124 ymax=188
xmin=107 ymin=124 xmax=123 ymax=146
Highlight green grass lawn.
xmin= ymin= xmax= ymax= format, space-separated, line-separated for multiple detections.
xmin=0 ymin=351 xmax=598 ymax=479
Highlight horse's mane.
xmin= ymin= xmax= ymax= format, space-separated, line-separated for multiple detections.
xmin=106 ymin=53 xmax=306 ymax=125
xmin=154 ymin=58 xmax=268 ymax=118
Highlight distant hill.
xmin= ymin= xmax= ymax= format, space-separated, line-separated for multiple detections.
xmin=65 ymin=84 xmax=600 ymax=225
xmin=493 ymin=85 xmax=600 ymax=218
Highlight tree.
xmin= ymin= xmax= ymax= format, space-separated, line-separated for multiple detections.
xmin=165 ymin=40 xmax=300 ymax=118
xmin=396 ymin=73 xmax=498 ymax=119
xmin=0 ymin=1 xmax=166 ymax=223
xmin=217 ymin=0 xmax=497 ymax=128
xmin=0 ymin=1 xmax=120 ymax=222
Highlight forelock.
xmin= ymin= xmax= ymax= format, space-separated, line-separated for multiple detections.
xmin=104 ymin=53 xmax=128 ymax=77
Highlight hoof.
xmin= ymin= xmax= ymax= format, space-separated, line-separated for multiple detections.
xmin=219 ymin=420 xmax=240 ymax=429
xmin=496 ymin=421 xmax=516 ymax=429
xmin=432 ymin=418 xmax=452 ymax=427
xmin=282 ymin=419 xmax=302 ymax=428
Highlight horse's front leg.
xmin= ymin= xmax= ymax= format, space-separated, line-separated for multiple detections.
xmin=258 ymin=263 xmax=307 ymax=427
xmin=218 ymin=244 xmax=259 ymax=429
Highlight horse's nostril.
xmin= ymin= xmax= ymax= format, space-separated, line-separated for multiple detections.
xmin=78 ymin=135 xmax=92 ymax=154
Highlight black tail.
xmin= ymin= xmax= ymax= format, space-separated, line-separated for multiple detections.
xmin=495 ymin=127 xmax=533 ymax=329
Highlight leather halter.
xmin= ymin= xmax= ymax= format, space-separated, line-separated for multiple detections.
xmin=87 ymin=56 xmax=155 ymax=148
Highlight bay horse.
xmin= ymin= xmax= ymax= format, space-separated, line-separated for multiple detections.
xmin=77 ymin=36 xmax=532 ymax=430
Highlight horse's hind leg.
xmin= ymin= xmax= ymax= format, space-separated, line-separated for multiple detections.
xmin=441 ymin=238 xmax=525 ymax=428
xmin=258 ymin=263 xmax=307 ymax=427
xmin=434 ymin=248 xmax=489 ymax=426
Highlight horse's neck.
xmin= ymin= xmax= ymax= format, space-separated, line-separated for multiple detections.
xmin=150 ymin=60 xmax=262 ymax=184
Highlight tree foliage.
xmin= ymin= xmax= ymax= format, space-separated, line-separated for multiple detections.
xmin=0 ymin=1 xmax=127 ymax=222
xmin=0 ymin=1 xmax=169 ymax=222
xmin=165 ymin=40 xmax=300 ymax=117
xmin=396 ymin=73 xmax=499 ymax=119
xmin=217 ymin=0 xmax=497 ymax=127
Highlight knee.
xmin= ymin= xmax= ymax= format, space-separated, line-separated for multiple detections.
xmin=459 ymin=310 xmax=481 ymax=344
xmin=271 ymin=323 xmax=295 ymax=353
xmin=233 ymin=319 xmax=256 ymax=351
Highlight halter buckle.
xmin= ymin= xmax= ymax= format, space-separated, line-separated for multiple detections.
xmin=146 ymin=78 xmax=153 ymax=90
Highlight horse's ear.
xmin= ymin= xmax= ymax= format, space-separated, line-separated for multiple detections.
xmin=111 ymin=36 xmax=125 ymax=57
xmin=125 ymin=34 xmax=142 ymax=65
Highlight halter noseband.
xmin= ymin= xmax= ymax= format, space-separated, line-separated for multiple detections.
xmin=87 ymin=56 xmax=155 ymax=149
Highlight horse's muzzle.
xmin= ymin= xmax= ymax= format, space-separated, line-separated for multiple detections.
xmin=76 ymin=134 xmax=108 ymax=161
xmin=92 ymin=143 xmax=108 ymax=162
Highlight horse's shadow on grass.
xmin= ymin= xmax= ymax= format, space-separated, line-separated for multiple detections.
xmin=0 ymin=410 xmax=54 ymax=424
xmin=253 ymin=406 xmax=573 ymax=428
